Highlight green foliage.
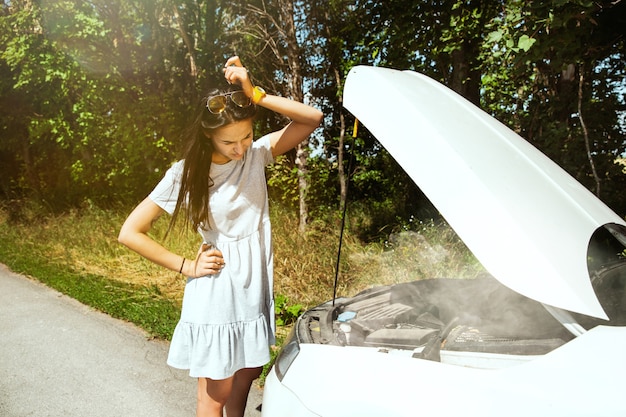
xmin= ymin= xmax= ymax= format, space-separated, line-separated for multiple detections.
xmin=2 ymin=1 xmax=165 ymax=205
xmin=274 ymin=293 xmax=304 ymax=326
xmin=267 ymin=155 xmax=300 ymax=210
xmin=478 ymin=0 xmax=626 ymax=211
xmin=305 ymin=154 xmax=342 ymax=218
xmin=1 ymin=0 xmax=625 ymax=216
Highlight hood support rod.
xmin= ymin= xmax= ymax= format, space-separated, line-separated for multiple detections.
xmin=332 ymin=118 xmax=358 ymax=306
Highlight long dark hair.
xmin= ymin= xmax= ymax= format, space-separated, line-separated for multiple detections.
xmin=168 ymin=85 xmax=257 ymax=233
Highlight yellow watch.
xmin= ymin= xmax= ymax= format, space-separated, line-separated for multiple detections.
xmin=252 ymin=86 xmax=266 ymax=104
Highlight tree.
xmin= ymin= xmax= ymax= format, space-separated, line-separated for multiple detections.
xmin=1 ymin=0 xmax=624 ymax=224
xmin=480 ymin=0 xmax=626 ymax=212
xmin=0 ymin=0 xmax=231 ymax=207
xmin=226 ymin=0 xmax=315 ymax=233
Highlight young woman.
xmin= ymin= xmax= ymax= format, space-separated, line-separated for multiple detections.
xmin=118 ymin=56 xmax=323 ymax=417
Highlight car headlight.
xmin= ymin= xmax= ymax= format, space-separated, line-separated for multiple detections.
xmin=274 ymin=327 xmax=300 ymax=381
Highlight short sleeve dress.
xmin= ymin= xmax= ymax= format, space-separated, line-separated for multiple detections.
xmin=148 ymin=135 xmax=276 ymax=379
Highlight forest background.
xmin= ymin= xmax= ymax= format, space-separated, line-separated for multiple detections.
xmin=0 ymin=0 xmax=625 ymax=341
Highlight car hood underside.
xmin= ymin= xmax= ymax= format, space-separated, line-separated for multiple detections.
xmin=343 ymin=66 xmax=626 ymax=320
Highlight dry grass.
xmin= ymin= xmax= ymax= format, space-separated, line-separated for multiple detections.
xmin=2 ymin=204 xmax=190 ymax=303
xmin=0 ymin=203 xmax=484 ymax=310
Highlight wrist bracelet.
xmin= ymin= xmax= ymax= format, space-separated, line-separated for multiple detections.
xmin=179 ymin=257 xmax=186 ymax=274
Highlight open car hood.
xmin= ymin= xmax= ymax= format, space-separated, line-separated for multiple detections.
xmin=343 ymin=66 xmax=626 ymax=320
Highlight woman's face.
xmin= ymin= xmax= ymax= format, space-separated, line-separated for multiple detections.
xmin=208 ymin=119 xmax=254 ymax=164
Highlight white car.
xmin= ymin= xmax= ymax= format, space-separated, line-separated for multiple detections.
xmin=261 ymin=66 xmax=626 ymax=417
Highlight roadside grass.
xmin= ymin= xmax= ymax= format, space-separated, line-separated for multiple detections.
xmin=0 ymin=201 xmax=482 ymax=349
xmin=0 ymin=204 xmax=183 ymax=339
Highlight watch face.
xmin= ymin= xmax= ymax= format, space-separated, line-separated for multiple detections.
xmin=256 ymin=86 xmax=266 ymax=94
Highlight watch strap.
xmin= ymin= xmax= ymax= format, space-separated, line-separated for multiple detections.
xmin=252 ymin=86 xmax=266 ymax=104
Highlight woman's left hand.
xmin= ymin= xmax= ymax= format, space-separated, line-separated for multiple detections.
xmin=191 ymin=244 xmax=225 ymax=277
xmin=223 ymin=56 xmax=254 ymax=96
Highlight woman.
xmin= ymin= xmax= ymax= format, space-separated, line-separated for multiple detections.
xmin=118 ymin=56 xmax=323 ymax=417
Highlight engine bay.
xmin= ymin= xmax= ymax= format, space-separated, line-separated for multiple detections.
xmin=298 ymin=276 xmax=577 ymax=368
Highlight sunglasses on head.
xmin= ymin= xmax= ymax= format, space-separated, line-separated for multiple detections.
xmin=206 ymin=91 xmax=252 ymax=114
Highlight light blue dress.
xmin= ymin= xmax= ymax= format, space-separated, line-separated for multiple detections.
xmin=149 ymin=135 xmax=276 ymax=379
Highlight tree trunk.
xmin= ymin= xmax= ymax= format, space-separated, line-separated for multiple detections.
xmin=172 ymin=5 xmax=198 ymax=80
xmin=277 ymin=0 xmax=309 ymax=233
xmin=237 ymin=0 xmax=311 ymax=232
xmin=323 ymin=9 xmax=347 ymax=208
xmin=577 ymin=64 xmax=601 ymax=197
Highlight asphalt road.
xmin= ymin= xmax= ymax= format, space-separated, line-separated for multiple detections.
xmin=0 ymin=264 xmax=264 ymax=417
